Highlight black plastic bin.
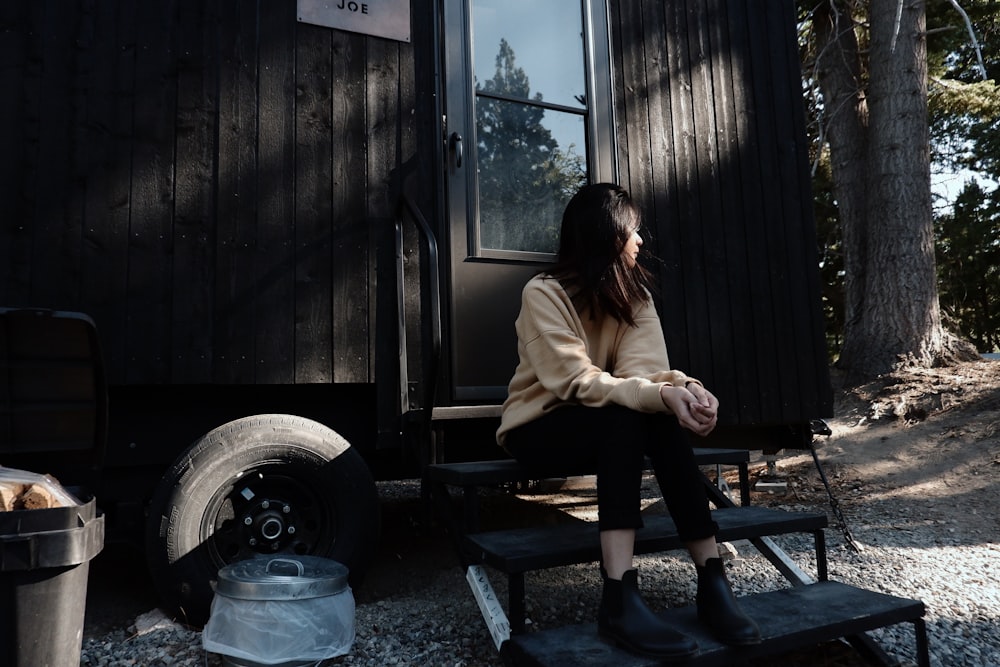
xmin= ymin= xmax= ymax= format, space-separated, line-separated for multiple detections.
xmin=0 ymin=495 xmax=105 ymax=667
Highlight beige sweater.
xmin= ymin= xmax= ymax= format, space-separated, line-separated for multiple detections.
xmin=496 ymin=274 xmax=697 ymax=446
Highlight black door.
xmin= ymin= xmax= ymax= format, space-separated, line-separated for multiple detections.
xmin=441 ymin=0 xmax=616 ymax=402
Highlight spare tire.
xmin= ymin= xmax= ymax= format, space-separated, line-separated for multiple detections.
xmin=145 ymin=414 xmax=379 ymax=626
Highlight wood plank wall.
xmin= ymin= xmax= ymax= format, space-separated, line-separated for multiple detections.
xmin=0 ymin=0 xmax=433 ymax=388
xmin=610 ymin=0 xmax=833 ymax=423
xmin=0 ymin=0 xmax=831 ymax=424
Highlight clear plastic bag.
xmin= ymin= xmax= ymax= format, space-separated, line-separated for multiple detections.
xmin=0 ymin=466 xmax=81 ymax=508
xmin=202 ymin=587 xmax=355 ymax=665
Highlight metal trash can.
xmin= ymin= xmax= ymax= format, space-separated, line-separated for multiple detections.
xmin=203 ymin=555 xmax=355 ymax=667
xmin=0 ymin=495 xmax=105 ymax=667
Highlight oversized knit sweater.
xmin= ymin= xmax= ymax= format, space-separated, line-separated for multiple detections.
xmin=496 ymin=274 xmax=698 ymax=447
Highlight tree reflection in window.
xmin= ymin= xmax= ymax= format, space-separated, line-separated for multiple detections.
xmin=476 ymin=39 xmax=588 ymax=254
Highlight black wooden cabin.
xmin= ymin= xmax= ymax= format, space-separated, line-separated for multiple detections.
xmin=3 ymin=3 xmax=925 ymax=663
xmin=1 ymin=0 xmax=831 ymax=465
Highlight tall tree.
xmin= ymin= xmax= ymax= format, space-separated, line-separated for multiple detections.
xmin=806 ymin=0 xmax=977 ymax=383
xmin=927 ymin=1 xmax=999 ymax=187
xmin=936 ymin=181 xmax=1000 ymax=350
xmin=926 ymin=1 xmax=1000 ymax=351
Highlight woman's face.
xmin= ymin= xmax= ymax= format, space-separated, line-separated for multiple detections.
xmin=622 ymin=223 xmax=643 ymax=268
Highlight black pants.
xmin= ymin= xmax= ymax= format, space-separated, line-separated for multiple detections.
xmin=504 ymin=405 xmax=718 ymax=541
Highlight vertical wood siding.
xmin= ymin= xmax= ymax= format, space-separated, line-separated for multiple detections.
xmin=611 ymin=0 xmax=833 ymax=423
xmin=0 ymin=0 xmax=831 ymax=423
xmin=0 ymin=0 xmax=424 ymax=387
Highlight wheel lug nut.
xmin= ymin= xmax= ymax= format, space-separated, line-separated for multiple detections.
xmin=287 ymin=526 xmax=296 ymax=535
xmin=260 ymin=500 xmax=270 ymax=509
xmin=282 ymin=505 xmax=291 ymax=514
xmin=243 ymin=516 xmax=253 ymax=526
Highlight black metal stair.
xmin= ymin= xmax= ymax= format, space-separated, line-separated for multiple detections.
xmin=423 ymin=448 xmax=751 ymax=534
xmin=466 ymin=506 xmax=827 ymax=575
xmin=424 ymin=448 xmax=929 ymax=667
xmin=426 ymin=448 xmax=764 ymax=635
xmin=502 ymin=580 xmax=928 ymax=667
xmin=465 ymin=505 xmax=828 ymax=634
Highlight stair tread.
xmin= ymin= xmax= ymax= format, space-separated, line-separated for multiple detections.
xmin=466 ymin=506 xmax=827 ymax=573
xmin=503 ymin=580 xmax=925 ymax=667
xmin=426 ymin=448 xmax=749 ymax=487
xmin=425 ymin=459 xmax=531 ymax=486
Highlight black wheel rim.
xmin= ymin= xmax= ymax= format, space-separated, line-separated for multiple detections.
xmin=199 ymin=458 xmax=340 ymax=567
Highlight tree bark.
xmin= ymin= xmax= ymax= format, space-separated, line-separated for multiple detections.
xmin=813 ymin=0 xmax=978 ymax=382
xmin=862 ymin=0 xmax=940 ymax=369
xmin=812 ymin=1 xmax=869 ymax=354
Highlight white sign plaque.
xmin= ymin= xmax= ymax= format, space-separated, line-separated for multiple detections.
xmin=297 ymin=0 xmax=411 ymax=43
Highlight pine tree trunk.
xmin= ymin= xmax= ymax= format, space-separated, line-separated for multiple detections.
xmin=814 ymin=0 xmax=978 ymax=382
xmin=812 ymin=2 xmax=869 ymax=357
xmin=860 ymin=0 xmax=940 ymax=372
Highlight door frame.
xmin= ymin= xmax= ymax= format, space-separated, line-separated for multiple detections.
xmin=437 ymin=0 xmax=619 ymax=403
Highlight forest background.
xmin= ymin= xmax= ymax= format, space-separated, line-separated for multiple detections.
xmin=801 ymin=0 xmax=1000 ymax=363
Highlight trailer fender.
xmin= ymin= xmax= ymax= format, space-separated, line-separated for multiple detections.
xmin=144 ymin=414 xmax=379 ymax=626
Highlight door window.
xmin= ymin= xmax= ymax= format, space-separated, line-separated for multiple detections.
xmin=446 ymin=0 xmax=615 ymax=261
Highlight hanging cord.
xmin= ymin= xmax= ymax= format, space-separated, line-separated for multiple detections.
xmin=810 ymin=419 xmax=864 ymax=553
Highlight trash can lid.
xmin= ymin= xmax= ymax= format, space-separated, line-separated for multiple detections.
xmin=215 ymin=555 xmax=349 ymax=601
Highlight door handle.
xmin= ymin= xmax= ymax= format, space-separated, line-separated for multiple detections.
xmin=449 ymin=132 xmax=463 ymax=168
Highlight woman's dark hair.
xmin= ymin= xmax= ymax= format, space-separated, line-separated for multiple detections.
xmin=548 ymin=183 xmax=656 ymax=326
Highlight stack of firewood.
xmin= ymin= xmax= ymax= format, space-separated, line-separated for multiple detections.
xmin=0 ymin=481 xmax=63 ymax=510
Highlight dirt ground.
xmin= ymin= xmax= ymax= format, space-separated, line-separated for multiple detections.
xmin=762 ymin=359 xmax=1000 ymax=529
xmin=717 ymin=359 xmax=1000 ymax=666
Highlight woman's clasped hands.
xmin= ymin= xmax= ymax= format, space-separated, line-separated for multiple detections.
xmin=659 ymin=382 xmax=719 ymax=437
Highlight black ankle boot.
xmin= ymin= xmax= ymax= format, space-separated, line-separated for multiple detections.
xmin=598 ymin=568 xmax=699 ymax=659
xmin=695 ymin=557 xmax=761 ymax=646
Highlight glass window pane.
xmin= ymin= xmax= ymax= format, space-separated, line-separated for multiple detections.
xmin=471 ymin=0 xmax=585 ymax=109
xmin=477 ymin=102 xmax=587 ymax=253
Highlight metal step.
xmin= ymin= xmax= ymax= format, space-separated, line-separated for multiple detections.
xmin=464 ymin=506 xmax=827 ymax=575
xmin=501 ymin=580 xmax=928 ymax=667
xmin=425 ymin=449 xmax=749 ymax=488
xmin=465 ymin=505 xmax=828 ymax=634
xmin=423 ymin=448 xmax=752 ymax=532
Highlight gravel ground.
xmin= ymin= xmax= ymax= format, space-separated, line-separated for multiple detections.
xmin=79 ymin=473 xmax=999 ymax=667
